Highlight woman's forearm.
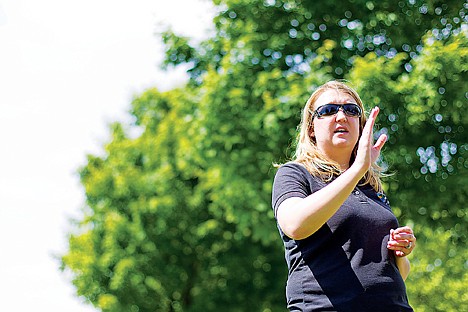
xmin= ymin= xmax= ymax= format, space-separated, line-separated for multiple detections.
xmin=276 ymin=166 xmax=364 ymax=240
xmin=396 ymin=256 xmax=411 ymax=281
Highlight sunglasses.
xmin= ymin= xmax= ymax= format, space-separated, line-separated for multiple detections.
xmin=310 ymin=103 xmax=362 ymax=119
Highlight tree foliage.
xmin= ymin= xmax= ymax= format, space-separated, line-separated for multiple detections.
xmin=62 ymin=0 xmax=467 ymax=311
xmin=348 ymin=32 xmax=468 ymax=310
xmin=165 ymin=0 xmax=465 ymax=78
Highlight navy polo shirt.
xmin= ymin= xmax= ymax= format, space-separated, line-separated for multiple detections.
xmin=272 ymin=162 xmax=413 ymax=312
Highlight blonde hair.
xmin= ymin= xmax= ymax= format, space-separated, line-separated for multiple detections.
xmin=293 ymin=80 xmax=384 ymax=192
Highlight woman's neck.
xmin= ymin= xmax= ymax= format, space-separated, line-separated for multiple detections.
xmin=320 ymin=147 xmax=352 ymax=171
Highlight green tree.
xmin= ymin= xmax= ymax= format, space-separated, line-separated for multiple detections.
xmin=164 ymin=0 xmax=465 ymax=78
xmin=62 ymin=0 xmax=467 ymax=311
xmin=62 ymin=86 xmax=287 ymax=311
xmin=348 ymin=31 xmax=468 ymax=311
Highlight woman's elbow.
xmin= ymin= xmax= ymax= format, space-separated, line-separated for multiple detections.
xmin=276 ymin=199 xmax=317 ymax=240
xmin=278 ymin=221 xmax=313 ymax=240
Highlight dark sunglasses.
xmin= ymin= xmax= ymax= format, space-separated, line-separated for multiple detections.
xmin=310 ymin=103 xmax=362 ymax=119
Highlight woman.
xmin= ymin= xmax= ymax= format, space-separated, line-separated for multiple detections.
xmin=272 ymin=81 xmax=416 ymax=311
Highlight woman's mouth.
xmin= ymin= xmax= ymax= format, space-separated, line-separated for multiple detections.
xmin=334 ymin=127 xmax=348 ymax=133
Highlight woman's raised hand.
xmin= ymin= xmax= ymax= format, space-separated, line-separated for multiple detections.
xmin=353 ymin=107 xmax=387 ymax=175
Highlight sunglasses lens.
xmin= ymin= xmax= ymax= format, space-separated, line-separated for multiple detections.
xmin=314 ymin=104 xmax=362 ymax=118
xmin=316 ymin=104 xmax=339 ymax=117
xmin=343 ymin=104 xmax=362 ymax=117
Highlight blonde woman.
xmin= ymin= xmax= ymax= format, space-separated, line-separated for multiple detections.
xmin=272 ymin=81 xmax=416 ymax=311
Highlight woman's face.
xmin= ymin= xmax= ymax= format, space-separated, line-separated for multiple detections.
xmin=310 ymin=89 xmax=361 ymax=162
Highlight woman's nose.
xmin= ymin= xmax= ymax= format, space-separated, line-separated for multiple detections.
xmin=335 ymin=109 xmax=348 ymax=121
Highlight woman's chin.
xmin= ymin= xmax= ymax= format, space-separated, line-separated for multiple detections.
xmin=333 ymin=137 xmax=356 ymax=147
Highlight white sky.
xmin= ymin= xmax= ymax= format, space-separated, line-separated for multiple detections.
xmin=0 ymin=0 xmax=215 ymax=310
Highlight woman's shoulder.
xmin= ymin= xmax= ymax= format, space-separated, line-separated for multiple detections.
xmin=275 ymin=161 xmax=323 ymax=182
xmin=276 ymin=161 xmax=308 ymax=174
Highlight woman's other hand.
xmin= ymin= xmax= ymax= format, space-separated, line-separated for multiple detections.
xmin=387 ymin=226 xmax=416 ymax=257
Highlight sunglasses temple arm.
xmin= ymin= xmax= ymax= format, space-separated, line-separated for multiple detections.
xmin=308 ymin=108 xmax=317 ymax=120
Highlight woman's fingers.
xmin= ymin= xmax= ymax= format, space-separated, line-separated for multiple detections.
xmin=371 ymin=133 xmax=387 ymax=163
xmin=393 ymin=226 xmax=413 ymax=233
xmin=355 ymin=107 xmax=381 ymax=170
xmin=388 ymin=227 xmax=416 ymax=257
xmin=374 ymin=133 xmax=387 ymax=151
xmin=362 ymin=107 xmax=379 ymax=141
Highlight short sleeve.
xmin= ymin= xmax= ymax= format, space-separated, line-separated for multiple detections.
xmin=271 ymin=162 xmax=311 ymax=217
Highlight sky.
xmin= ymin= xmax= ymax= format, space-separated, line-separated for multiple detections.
xmin=0 ymin=0 xmax=215 ymax=310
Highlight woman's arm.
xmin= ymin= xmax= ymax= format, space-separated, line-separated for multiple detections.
xmin=277 ymin=166 xmax=366 ymax=239
xmin=387 ymin=226 xmax=416 ymax=281
xmin=395 ymin=257 xmax=411 ymax=281
xmin=277 ymin=107 xmax=387 ymax=240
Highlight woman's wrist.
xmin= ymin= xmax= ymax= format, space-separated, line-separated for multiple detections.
xmin=345 ymin=162 xmax=368 ymax=183
xmin=395 ymin=255 xmax=410 ymax=280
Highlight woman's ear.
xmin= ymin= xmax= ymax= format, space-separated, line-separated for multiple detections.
xmin=309 ymin=128 xmax=315 ymax=142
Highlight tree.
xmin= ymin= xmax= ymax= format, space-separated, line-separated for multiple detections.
xmin=62 ymin=0 xmax=467 ymax=311
xmin=164 ymin=0 xmax=465 ymax=78
xmin=62 ymin=86 xmax=288 ymax=311
xmin=348 ymin=31 xmax=468 ymax=311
